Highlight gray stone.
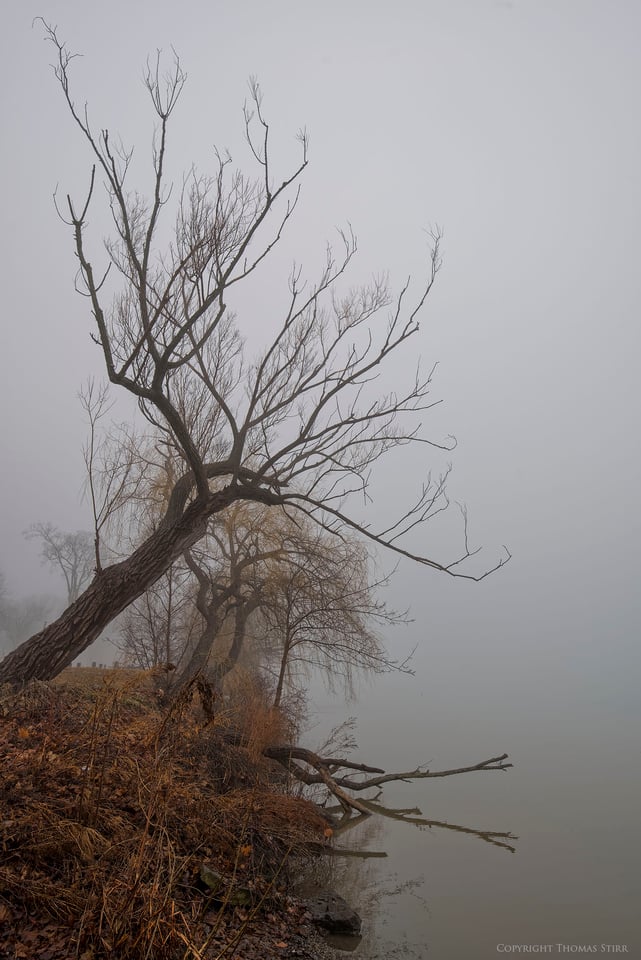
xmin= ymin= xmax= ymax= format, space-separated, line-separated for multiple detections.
xmin=304 ymin=891 xmax=362 ymax=936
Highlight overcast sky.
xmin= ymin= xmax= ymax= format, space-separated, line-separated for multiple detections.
xmin=0 ymin=0 xmax=639 ymax=681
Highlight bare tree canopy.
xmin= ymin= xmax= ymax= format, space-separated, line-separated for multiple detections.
xmin=0 ymin=26 xmax=508 ymax=687
xmin=24 ymin=523 xmax=94 ymax=605
xmin=115 ymin=563 xmax=195 ymax=672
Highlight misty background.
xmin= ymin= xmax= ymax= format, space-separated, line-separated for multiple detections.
xmin=2 ymin=0 xmax=638 ymax=646
xmin=0 ymin=2 xmax=639 ymax=953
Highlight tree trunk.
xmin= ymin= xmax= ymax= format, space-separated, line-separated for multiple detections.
xmin=174 ymin=610 xmax=222 ymax=689
xmin=0 ymin=488 xmax=236 ymax=686
xmin=164 ymin=571 xmax=174 ymax=667
xmin=273 ymin=632 xmax=292 ymax=708
xmin=174 ymin=594 xmax=259 ymax=695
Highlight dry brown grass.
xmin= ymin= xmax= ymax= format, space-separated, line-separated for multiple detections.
xmin=221 ymin=671 xmax=293 ymax=760
xmin=50 ymin=665 xmax=143 ymax=688
xmin=0 ymin=671 xmax=327 ymax=959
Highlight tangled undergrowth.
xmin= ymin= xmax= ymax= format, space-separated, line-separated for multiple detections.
xmin=0 ymin=669 xmax=330 ymax=959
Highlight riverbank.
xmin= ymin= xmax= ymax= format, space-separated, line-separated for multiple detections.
xmin=0 ymin=669 xmax=339 ymax=959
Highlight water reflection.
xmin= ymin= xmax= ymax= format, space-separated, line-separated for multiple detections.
xmin=329 ymin=801 xmax=518 ymax=854
xmin=300 ymin=797 xmax=517 ymax=958
xmin=298 ymin=714 xmax=520 ymax=956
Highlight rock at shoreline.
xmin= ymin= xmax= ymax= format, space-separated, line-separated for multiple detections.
xmin=304 ymin=891 xmax=362 ymax=936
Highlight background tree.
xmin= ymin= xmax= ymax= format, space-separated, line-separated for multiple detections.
xmin=0 ymin=573 xmax=9 ymax=655
xmin=24 ymin=523 xmax=95 ymax=605
xmin=257 ymin=528 xmax=410 ymax=708
xmin=170 ymin=506 xmax=412 ymax=706
xmin=0 ymin=27 xmax=507 ymax=687
xmin=79 ymin=379 xmax=147 ymax=573
xmin=116 ymin=562 xmax=195 ymax=670
xmin=0 ymin=591 xmax=55 ymax=654
xmin=173 ymin=502 xmax=286 ymax=689
xmin=0 ymin=572 xmax=7 ymax=619
xmin=0 ymin=572 xmax=54 ymax=656
xmin=113 ymin=481 xmax=409 ymax=706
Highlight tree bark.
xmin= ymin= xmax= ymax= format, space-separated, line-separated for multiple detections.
xmin=175 ymin=611 xmax=222 ymax=689
xmin=173 ymin=581 xmax=260 ymax=693
xmin=0 ymin=487 xmax=237 ymax=686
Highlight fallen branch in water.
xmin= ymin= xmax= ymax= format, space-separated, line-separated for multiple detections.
xmin=261 ymin=744 xmax=512 ymax=817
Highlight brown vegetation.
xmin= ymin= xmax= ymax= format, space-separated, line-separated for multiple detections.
xmin=0 ymin=669 xmax=330 ymax=959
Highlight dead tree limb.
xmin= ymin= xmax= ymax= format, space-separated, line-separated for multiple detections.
xmin=262 ymin=744 xmax=512 ymax=817
xmin=337 ymin=753 xmax=513 ymax=790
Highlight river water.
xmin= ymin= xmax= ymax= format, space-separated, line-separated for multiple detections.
xmin=303 ymin=559 xmax=640 ymax=959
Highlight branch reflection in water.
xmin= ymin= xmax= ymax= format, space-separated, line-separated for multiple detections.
xmin=296 ymin=782 xmax=517 ymax=958
xmin=327 ymin=800 xmax=518 ymax=855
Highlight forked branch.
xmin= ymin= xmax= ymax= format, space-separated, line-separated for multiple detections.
xmin=262 ymin=743 xmax=512 ymax=816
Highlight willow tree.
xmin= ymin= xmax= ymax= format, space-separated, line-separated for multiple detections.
xmin=257 ymin=528 xmax=409 ymax=708
xmin=0 ymin=26 xmax=507 ymax=687
xmin=175 ymin=503 xmax=287 ymax=690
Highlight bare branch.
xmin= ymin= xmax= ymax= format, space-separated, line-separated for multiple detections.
xmin=263 ymin=744 xmax=512 ymax=818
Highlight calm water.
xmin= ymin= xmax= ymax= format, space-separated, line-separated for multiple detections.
xmin=305 ymin=618 xmax=640 ymax=959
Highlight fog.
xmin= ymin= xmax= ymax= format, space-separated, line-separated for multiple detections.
xmin=3 ymin=1 xmax=639 ymax=599
xmin=1 ymin=1 xmax=639 ymax=949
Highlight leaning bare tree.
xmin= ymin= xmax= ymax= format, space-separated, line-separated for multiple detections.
xmin=0 ymin=26 xmax=508 ymax=687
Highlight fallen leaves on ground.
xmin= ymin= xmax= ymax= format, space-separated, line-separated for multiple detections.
xmin=0 ymin=673 xmax=329 ymax=959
